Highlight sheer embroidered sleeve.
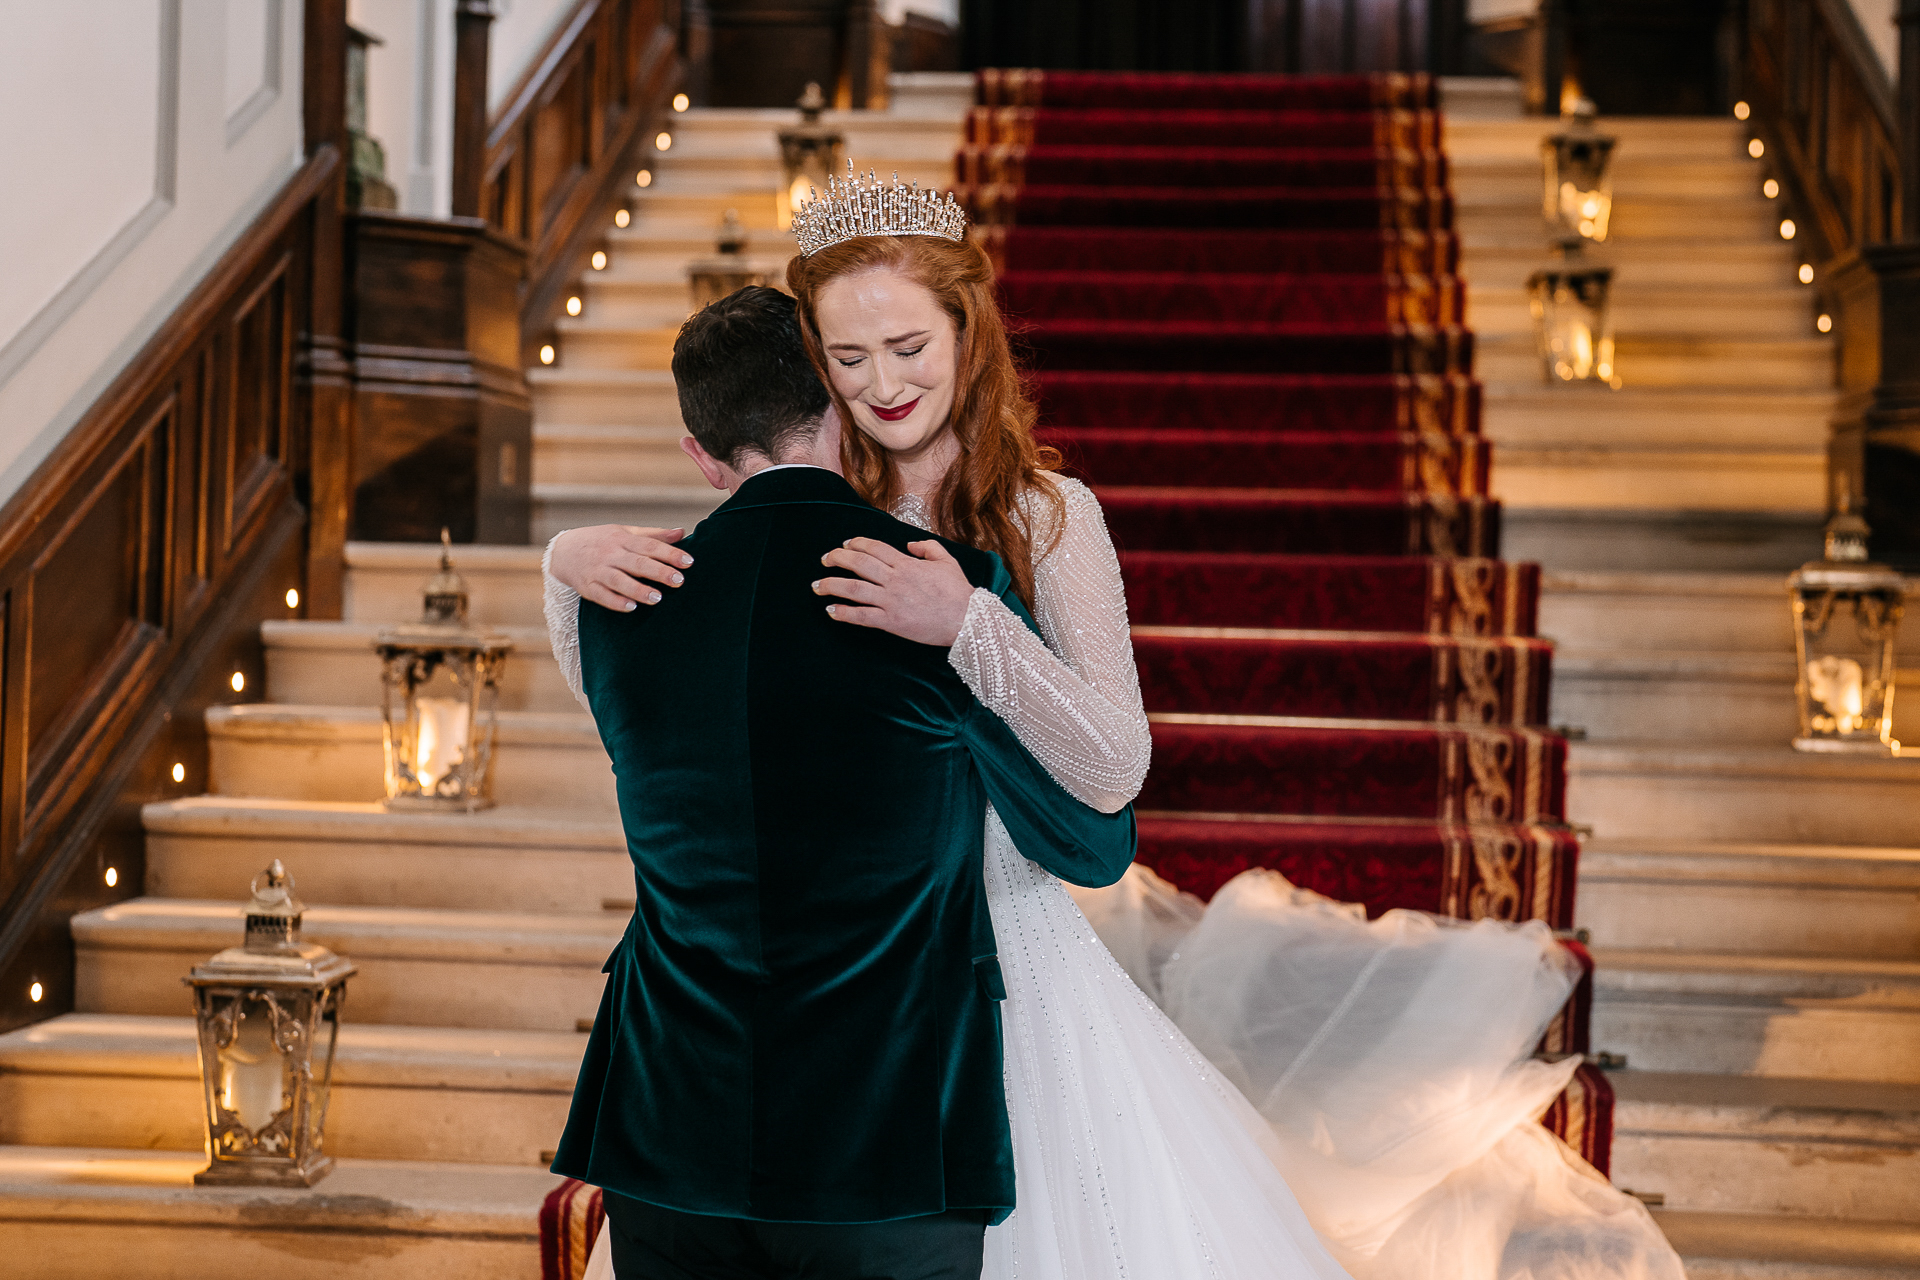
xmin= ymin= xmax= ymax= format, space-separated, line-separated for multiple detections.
xmin=541 ymin=534 xmax=591 ymax=712
xmin=945 ymin=476 xmax=1150 ymax=813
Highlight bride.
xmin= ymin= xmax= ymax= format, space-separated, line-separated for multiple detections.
xmin=544 ymin=173 xmax=1681 ymax=1280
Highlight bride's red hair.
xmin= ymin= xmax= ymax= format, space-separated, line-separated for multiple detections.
xmin=786 ymin=234 xmax=1063 ymax=609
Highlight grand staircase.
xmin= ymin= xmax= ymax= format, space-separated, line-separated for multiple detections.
xmin=2 ymin=72 xmax=1918 ymax=1280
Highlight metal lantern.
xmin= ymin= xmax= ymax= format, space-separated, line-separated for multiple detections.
xmin=1789 ymin=506 xmax=1906 ymax=754
xmin=687 ymin=208 xmax=771 ymax=311
xmin=375 ymin=530 xmax=513 ymax=810
xmin=186 ymin=860 xmax=355 ymax=1186
xmin=1543 ymin=100 xmax=1615 ymax=243
xmin=777 ymin=81 xmax=843 ymax=229
xmin=1527 ymin=246 xmax=1618 ymax=386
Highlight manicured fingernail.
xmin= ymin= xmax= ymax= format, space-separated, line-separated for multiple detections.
xmin=680 ymin=555 xmax=693 ymax=566
xmin=670 ymin=572 xmax=684 ymax=585
xmin=811 ymin=580 xmax=822 ymax=593
xmin=825 ymin=605 xmax=836 ymax=616
xmin=624 ymin=601 xmax=637 ymax=612
xmin=648 ymin=591 xmax=662 ymax=604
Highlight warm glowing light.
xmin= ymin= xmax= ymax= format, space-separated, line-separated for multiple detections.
xmin=1764 ymin=178 xmax=1780 ymax=199
xmin=413 ymin=697 xmax=471 ymax=791
xmin=566 ymin=296 xmax=583 ymax=317
xmin=591 ymin=250 xmax=608 ymax=270
xmin=28 ymin=982 xmax=42 ymax=1003
xmin=230 ymin=671 xmax=245 ymax=693
xmin=171 ymin=762 xmax=186 ymax=783
xmin=1817 ymin=313 xmax=1833 ymax=333
xmin=1799 ymin=263 xmax=1815 ymax=284
xmin=672 ymin=93 xmax=690 ymax=112
xmin=636 ymin=169 xmax=653 ymax=188
xmin=1734 ymin=101 xmax=1751 ymax=121
xmin=614 ymin=208 xmax=630 ymax=228
xmin=1749 ymin=138 xmax=1765 ymax=158
xmin=1781 ymin=219 xmax=1797 ymax=240
xmin=539 ymin=344 xmax=556 ymax=365
xmin=284 ymin=588 xmax=299 ymax=609
xmin=655 ymin=131 xmax=672 ymax=151
xmin=105 ymin=867 xmax=118 ymax=887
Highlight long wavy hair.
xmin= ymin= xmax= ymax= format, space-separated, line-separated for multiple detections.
xmin=786 ymin=234 xmax=1063 ymax=609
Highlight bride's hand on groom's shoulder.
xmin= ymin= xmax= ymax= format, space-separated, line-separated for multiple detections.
xmin=550 ymin=524 xmax=694 ymax=612
xmin=814 ymin=538 xmax=974 ymax=647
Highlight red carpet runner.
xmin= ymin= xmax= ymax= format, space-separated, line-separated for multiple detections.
xmin=965 ymin=67 xmax=1609 ymax=1173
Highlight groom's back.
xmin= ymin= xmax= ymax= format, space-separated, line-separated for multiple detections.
xmin=571 ymin=466 xmax=1015 ymax=1224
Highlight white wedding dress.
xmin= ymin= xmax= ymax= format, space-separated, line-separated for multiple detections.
xmin=544 ymin=472 xmax=1683 ymax=1280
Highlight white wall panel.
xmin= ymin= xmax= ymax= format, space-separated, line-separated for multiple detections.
xmin=0 ymin=0 xmax=168 ymax=365
xmin=0 ymin=0 xmax=303 ymax=510
xmin=224 ymin=0 xmax=273 ymax=120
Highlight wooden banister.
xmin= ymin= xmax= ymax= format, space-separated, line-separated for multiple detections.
xmin=478 ymin=0 xmax=686 ymax=355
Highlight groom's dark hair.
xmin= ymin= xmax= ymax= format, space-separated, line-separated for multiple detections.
xmin=672 ymin=285 xmax=831 ymax=468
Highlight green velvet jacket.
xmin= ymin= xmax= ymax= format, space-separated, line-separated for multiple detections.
xmin=552 ymin=466 xmax=1137 ymax=1226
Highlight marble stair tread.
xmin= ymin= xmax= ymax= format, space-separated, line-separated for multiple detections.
xmin=0 ymin=1013 xmax=584 ymax=1089
xmin=0 ymin=1146 xmax=555 ymax=1278
xmin=1459 ymin=242 xmax=1798 ymax=290
xmin=71 ymin=897 xmax=625 ymax=963
xmin=73 ymin=899 xmax=621 ymax=1029
xmin=1610 ymin=1071 xmax=1920 ymax=1219
xmin=1552 ymin=648 xmax=1791 ymax=680
xmin=1590 ymin=947 xmax=1920 ymax=1002
xmin=1480 ymin=389 xmax=1834 ymax=448
xmin=141 ymin=798 xmax=627 ymax=910
xmin=1569 ymin=741 xmax=1920 ymax=784
xmin=205 ymin=703 xmax=613 ymax=809
xmin=344 ymin=542 xmax=545 ymax=627
xmin=1651 ymin=1210 xmax=1920 ymax=1275
xmin=1490 ymin=450 xmax=1825 ymax=513
xmin=1577 ymin=839 xmax=1920 ymax=959
xmin=260 ymin=622 xmax=570 ymax=712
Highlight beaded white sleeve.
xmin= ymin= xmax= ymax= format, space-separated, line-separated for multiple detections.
xmin=901 ymin=475 xmax=1152 ymax=815
xmin=541 ymin=534 xmax=592 ymax=712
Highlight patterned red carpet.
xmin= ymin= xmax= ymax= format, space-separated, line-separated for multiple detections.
xmin=965 ymin=67 xmax=1606 ymax=1168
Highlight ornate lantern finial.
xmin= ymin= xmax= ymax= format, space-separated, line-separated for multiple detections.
xmin=777 ymin=81 xmax=844 ymax=231
xmin=422 ymin=527 xmax=469 ymax=624
xmin=244 ymin=860 xmax=305 ymax=954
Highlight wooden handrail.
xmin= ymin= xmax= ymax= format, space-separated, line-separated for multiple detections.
xmin=476 ymin=0 xmax=685 ymax=353
xmin=1744 ymin=0 xmax=1900 ymax=264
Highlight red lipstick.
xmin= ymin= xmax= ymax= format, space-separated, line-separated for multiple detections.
xmin=869 ymin=397 xmax=921 ymax=423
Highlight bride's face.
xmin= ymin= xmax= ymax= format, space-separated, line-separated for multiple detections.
xmin=813 ymin=267 xmax=959 ymax=463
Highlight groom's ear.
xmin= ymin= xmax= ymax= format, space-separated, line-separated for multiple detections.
xmin=680 ymin=436 xmax=731 ymax=491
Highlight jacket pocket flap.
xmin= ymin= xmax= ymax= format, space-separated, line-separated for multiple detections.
xmin=973 ymin=954 xmax=1007 ymax=1002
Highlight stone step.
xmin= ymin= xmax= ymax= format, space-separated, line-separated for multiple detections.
xmin=1610 ymin=1071 xmax=1920 ymax=1219
xmin=532 ymin=482 xmax=722 ymax=543
xmin=1568 ymin=743 xmax=1920 ymax=845
xmin=205 ymin=704 xmax=616 ymax=813
xmin=1469 ymin=284 xmax=1817 ymax=340
xmin=534 ymin=424 xmax=701 ymax=487
xmin=1456 ymin=198 xmax=1783 ymax=243
xmin=344 ymin=543 xmax=546 ymax=627
xmin=0 ymin=1146 xmax=557 ymax=1279
xmin=1444 ymin=117 xmax=1752 ymax=163
xmin=1475 ymin=333 xmax=1833 ymax=389
xmin=1450 ymin=156 xmax=1768 ymax=203
xmin=1652 ymin=1210 xmax=1920 ymax=1280
xmin=72 ymin=898 xmax=620 ymax=1031
xmin=262 ymin=621 xmax=568 ymax=711
xmin=551 ymin=319 xmax=676 ymax=370
xmin=1436 ymin=76 xmax=1525 ymax=120
xmin=1484 ymin=388 xmax=1833 ymax=451
xmin=1504 ymin=508 xmax=1827 ymax=572
xmin=1577 ymin=838 xmax=1920 ymax=958
xmin=1541 ymin=571 xmax=1797 ymax=651
xmin=142 ymin=798 xmax=628 ymax=912
xmin=1590 ymin=948 xmax=1920 ymax=1083
xmin=649 ymin=106 xmax=963 ymax=157
xmin=1490 ymin=446 xmax=1825 ymax=512
xmin=529 ymin=366 xmax=683 ymax=428
xmin=1460 ymin=240 xmax=1801 ymax=292
xmin=1550 ymin=648 xmax=1796 ymax=743
xmin=574 ymin=275 xmax=702 ymax=327
xmin=886 ymin=71 xmax=974 ymax=118
xmin=0 ymin=1014 xmax=581 ymax=1166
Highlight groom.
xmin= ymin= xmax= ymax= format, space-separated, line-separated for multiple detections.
xmin=551 ymin=286 xmax=1137 ymax=1280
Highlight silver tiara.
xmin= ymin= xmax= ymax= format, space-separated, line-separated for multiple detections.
xmin=792 ymin=162 xmax=968 ymax=257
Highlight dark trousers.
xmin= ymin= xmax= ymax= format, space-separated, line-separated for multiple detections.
xmin=603 ymin=1192 xmax=987 ymax=1280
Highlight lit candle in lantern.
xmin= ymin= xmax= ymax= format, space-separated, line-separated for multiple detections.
xmin=413 ymin=696 xmax=470 ymax=791
xmin=219 ymin=1002 xmax=284 ymax=1134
